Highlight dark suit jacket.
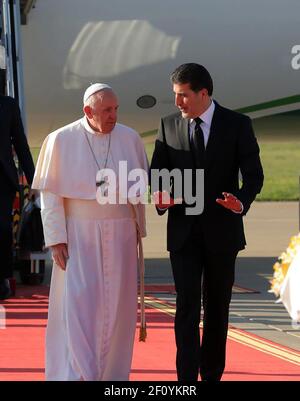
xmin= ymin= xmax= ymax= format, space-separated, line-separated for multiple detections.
xmin=0 ymin=95 xmax=35 ymax=191
xmin=150 ymin=102 xmax=264 ymax=253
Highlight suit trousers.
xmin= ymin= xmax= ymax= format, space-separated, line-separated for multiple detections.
xmin=0 ymin=169 xmax=16 ymax=281
xmin=170 ymin=218 xmax=237 ymax=381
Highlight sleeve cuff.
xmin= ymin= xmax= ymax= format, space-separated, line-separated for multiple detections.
xmin=40 ymin=191 xmax=67 ymax=247
xmin=41 ymin=207 xmax=68 ymax=247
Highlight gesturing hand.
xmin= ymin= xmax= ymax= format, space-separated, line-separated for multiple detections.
xmin=216 ymin=192 xmax=243 ymax=213
xmin=51 ymin=243 xmax=69 ymax=270
xmin=153 ymin=191 xmax=183 ymax=209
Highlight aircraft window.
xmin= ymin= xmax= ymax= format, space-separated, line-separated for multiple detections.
xmin=137 ymin=95 xmax=156 ymax=109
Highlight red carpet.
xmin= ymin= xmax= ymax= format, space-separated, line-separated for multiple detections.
xmin=1 ymin=285 xmax=299 ymax=381
xmin=0 ymin=286 xmax=47 ymax=381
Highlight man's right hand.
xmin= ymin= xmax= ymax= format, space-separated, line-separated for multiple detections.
xmin=50 ymin=243 xmax=69 ymax=270
xmin=153 ymin=191 xmax=183 ymax=209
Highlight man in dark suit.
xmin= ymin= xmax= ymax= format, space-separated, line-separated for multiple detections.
xmin=0 ymin=95 xmax=35 ymax=299
xmin=150 ymin=63 xmax=264 ymax=381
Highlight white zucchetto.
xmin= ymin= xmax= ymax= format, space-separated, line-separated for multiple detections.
xmin=83 ymin=83 xmax=112 ymax=104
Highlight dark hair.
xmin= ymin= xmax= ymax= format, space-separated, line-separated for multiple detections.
xmin=171 ymin=63 xmax=213 ymax=96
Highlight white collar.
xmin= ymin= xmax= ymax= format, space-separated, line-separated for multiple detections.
xmin=82 ymin=116 xmax=107 ymax=136
xmin=190 ymin=99 xmax=215 ymax=127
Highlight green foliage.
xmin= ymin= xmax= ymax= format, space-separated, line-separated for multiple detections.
xmin=257 ymin=142 xmax=300 ymax=200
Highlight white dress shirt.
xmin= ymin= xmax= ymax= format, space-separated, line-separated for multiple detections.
xmin=189 ymin=99 xmax=215 ymax=147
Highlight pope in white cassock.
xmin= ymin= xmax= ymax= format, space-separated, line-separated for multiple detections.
xmin=32 ymin=84 xmax=149 ymax=381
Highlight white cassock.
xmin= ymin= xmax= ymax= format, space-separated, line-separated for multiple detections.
xmin=32 ymin=117 xmax=148 ymax=381
xmin=280 ymin=248 xmax=300 ymax=323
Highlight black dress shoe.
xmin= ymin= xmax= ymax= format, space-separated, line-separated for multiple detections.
xmin=0 ymin=279 xmax=12 ymax=300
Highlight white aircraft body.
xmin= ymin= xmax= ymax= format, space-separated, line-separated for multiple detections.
xmin=20 ymin=0 xmax=300 ymax=146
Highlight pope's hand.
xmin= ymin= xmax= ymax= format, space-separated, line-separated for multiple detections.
xmin=51 ymin=243 xmax=69 ymax=270
xmin=216 ymin=192 xmax=243 ymax=213
xmin=153 ymin=191 xmax=183 ymax=209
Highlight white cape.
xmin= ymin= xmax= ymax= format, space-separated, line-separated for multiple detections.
xmin=32 ymin=117 xmax=148 ymax=236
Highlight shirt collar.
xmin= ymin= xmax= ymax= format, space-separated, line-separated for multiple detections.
xmin=81 ymin=116 xmax=106 ymax=136
xmin=190 ymin=99 xmax=215 ymax=127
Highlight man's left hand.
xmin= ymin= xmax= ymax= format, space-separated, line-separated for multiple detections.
xmin=216 ymin=192 xmax=243 ymax=213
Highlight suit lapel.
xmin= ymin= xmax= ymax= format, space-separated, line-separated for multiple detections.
xmin=175 ymin=115 xmax=195 ymax=168
xmin=176 ymin=115 xmax=190 ymax=151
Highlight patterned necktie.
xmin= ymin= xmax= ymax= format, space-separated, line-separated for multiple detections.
xmin=190 ymin=117 xmax=205 ymax=168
